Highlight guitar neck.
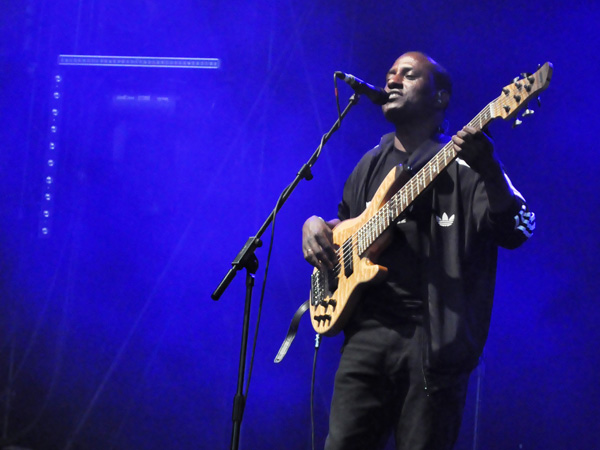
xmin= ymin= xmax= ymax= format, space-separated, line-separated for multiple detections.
xmin=356 ymin=101 xmax=498 ymax=255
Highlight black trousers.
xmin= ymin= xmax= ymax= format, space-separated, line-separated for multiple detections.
xmin=324 ymin=320 xmax=470 ymax=450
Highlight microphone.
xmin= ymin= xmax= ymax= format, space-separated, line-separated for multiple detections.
xmin=335 ymin=71 xmax=389 ymax=105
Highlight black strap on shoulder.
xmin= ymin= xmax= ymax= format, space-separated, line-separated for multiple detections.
xmin=274 ymin=300 xmax=310 ymax=363
xmin=406 ymin=135 xmax=451 ymax=173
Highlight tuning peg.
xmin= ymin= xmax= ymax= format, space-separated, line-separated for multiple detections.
xmin=512 ymin=76 xmax=523 ymax=90
xmin=522 ymin=108 xmax=535 ymax=117
xmin=520 ymin=72 xmax=535 ymax=87
xmin=512 ymin=118 xmax=523 ymax=128
xmin=514 ymin=94 xmax=522 ymax=103
xmin=502 ymin=87 xmax=510 ymax=95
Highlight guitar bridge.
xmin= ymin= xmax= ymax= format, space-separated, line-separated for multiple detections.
xmin=310 ymin=268 xmax=338 ymax=307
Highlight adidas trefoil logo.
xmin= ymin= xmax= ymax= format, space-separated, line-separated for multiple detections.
xmin=436 ymin=213 xmax=455 ymax=227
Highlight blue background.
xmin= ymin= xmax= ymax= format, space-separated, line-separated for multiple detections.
xmin=1 ymin=1 xmax=599 ymax=449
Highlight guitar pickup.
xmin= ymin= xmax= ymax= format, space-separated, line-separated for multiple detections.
xmin=342 ymin=237 xmax=354 ymax=278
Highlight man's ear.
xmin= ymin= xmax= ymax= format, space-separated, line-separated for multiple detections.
xmin=435 ymin=89 xmax=450 ymax=110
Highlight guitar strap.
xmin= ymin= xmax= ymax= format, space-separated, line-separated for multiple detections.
xmin=405 ymin=135 xmax=451 ymax=173
xmin=274 ymin=299 xmax=310 ymax=363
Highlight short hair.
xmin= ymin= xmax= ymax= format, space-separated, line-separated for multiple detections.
xmin=428 ymin=56 xmax=452 ymax=96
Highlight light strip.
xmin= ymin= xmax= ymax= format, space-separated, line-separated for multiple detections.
xmin=58 ymin=55 xmax=221 ymax=69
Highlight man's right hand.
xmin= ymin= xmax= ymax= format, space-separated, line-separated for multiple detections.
xmin=302 ymin=216 xmax=340 ymax=271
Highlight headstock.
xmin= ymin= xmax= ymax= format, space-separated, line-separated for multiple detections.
xmin=492 ymin=62 xmax=553 ymax=124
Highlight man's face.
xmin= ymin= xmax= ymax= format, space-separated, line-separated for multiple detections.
xmin=382 ymin=52 xmax=438 ymax=125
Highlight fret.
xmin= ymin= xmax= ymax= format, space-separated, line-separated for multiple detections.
xmin=357 ymin=228 xmax=363 ymax=254
xmin=361 ymin=225 xmax=366 ymax=251
xmin=484 ymin=104 xmax=491 ymax=123
xmin=363 ymin=222 xmax=369 ymax=251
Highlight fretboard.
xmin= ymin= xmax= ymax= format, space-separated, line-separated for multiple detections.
xmin=356 ymin=101 xmax=497 ymax=255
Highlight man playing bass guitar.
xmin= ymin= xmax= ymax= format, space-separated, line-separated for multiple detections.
xmin=302 ymin=51 xmax=536 ymax=450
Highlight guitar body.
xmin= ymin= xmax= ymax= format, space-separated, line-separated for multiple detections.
xmin=309 ymin=165 xmax=411 ymax=336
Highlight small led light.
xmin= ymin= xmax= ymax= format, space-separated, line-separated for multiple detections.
xmin=49 ymin=142 xmax=55 ymax=150
xmin=55 ymin=75 xmax=61 ymax=83
xmin=50 ymin=126 xmax=57 ymax=133
xmin=41 ymin=227 xmax=49 ymax=235
xmin=53 ymin=92 xmax=60 ymax=99
xmin=43 ymin=210 xmax=50 ymax=218
xmin=52 ymin=109 xmax=59 ymax=116
xmin=48 ymin=159 xmax=54 ymax=167
xmin=46 ymin=176 xmax=53 ymax=184
xmin=45 ymin=193 xmax=52 ymax=201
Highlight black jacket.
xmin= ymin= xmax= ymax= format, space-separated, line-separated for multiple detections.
xmin=338 ymin=132 xmax=535 ymax=375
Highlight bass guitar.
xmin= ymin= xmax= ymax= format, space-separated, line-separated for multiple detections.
xmin=310 ymin=62 xmax=553 ymax=336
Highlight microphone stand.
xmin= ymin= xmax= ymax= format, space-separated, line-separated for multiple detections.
xmin=211 ymin=93 xmax=361 ymax=450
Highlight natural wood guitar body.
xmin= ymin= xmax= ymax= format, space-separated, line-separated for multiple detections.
xmin=309 ymin=165 xmax=408 ymax=336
